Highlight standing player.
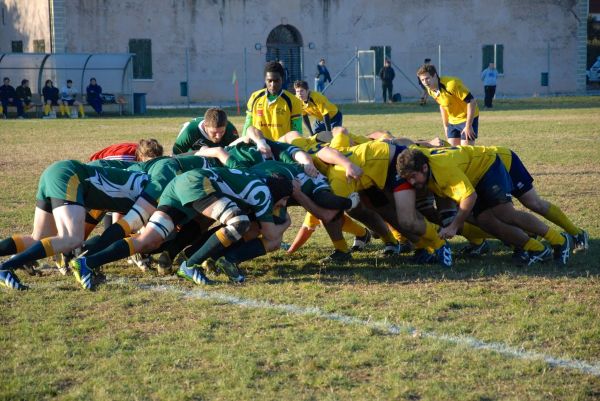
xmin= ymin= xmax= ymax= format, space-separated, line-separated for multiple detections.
xmin=243 ymin=61 xmax=304 ymax=141
xmin=293 ymin=80 xmax=343 ymax=135
xmin=417 ymin=64 xmax=479 ymax=146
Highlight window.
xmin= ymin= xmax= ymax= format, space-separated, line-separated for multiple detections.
xmin=482 ymin=44 xmax=504 ymax=74
xmin=129 ymin=39 xmax=153 ymax=79
xmin=33 ymin=40 xmax=45 ymax=53
xmin=370 ymin=46 xmax=392 ymax=75
xmin=11 ymin=40 xmax=23 ymax=53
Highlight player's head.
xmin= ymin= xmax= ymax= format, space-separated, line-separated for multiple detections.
xmin=3 ymin=77 xmax=9 ymax=84
xmin=203 ymin=107 xmax=228 ymax=143
xmin=265 ymin=173 xmax=293 ymax=207
xmin=293 ymin=80 xmax=309 ymax=100
xmin=89 ymin=78 xmax=97 ymax=84
xmin=264 ymin=61 xmax=284 ymax=95
xmin=319 ymin=58 xmax=325 ymax=65
xmin=424 ymin=58 xmax=431 ymax=64
xmin=136 ymin=138 xmax=164 ymax=161
xmin=21 ymin=79 xmax=29 ymax=86
xmin=66 ymin=79 xmax=73 ymax=87
xmin=396 ymin=148 xmax=430 ymax=189
xmin=384 ymin=58 xmax=391 ymax=66
xmin=416 ymin=64 xmax=438 ymax=90
xmin=45 ymin=79 xmax=53 ymax=87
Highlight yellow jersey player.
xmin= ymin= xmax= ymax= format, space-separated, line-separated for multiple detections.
xmin=293 ymin=80 xmax=343 ymax=136
xmin=417 ymin=64 xmax=479 ymax=146
xmin=396 ymin=146 xmax=573 ymax=266
xmin=243 ymin=61 xmax=303 ymax=141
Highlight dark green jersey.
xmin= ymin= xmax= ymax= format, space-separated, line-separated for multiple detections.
xmin=127 ymin=156 xmax=210 ymax=203
xmin=223 ymin=139 xmax=300 ymax=169
xmin=36 ymin=160 xmax=148 ymax=213
xmin=248 ymin=160 xmax=330 ymax=197
xmin=158 ymin=167 xmax=274 ymax=225
xmin=86 ymin=159 xmax=136 ymax=170
xmin=172 ymin=117 xmax=239 ymax=154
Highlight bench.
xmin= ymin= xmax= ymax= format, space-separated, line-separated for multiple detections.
xmin=27 ymin=94 xmax=128 ymax=118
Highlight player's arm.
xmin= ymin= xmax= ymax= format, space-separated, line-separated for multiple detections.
xmin=439 ymin=192 xmax=476 ymax=240
xmin=462 ymin=96 xmax=477 ymax=141
xmin=315 ymin=147 xmax=363 ymax=180
xmin=291 ymin=180 xmax=339 ymax=223
xmin=194 ymin=146 xmax=230 ymax=165
xmin=242 ymin=112 xmax=253 ymax=136
xmin=439 ymin=106 xmax=449 ymax=136
xmin=291 ymin=115 xmax=303 ymax=134
xmin=292 ymin=150 xmax=318 ymax=177
xmin=244 ymin=126 xmax=272 ymax=158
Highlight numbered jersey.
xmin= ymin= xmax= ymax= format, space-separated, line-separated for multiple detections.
xmin=172 ymin=117 xmax=238 ymax=154
xmin=158 ymin=167 xmax=275 ymax=225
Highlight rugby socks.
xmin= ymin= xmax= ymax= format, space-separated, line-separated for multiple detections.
xmin=341 ymin=215 xmax=367 ymax=237
xmin=0 ymin=235 xmax=24 ymax=256
xmin=544 ymin=204 xmax=580 ymax=236
xmin=523 ymin=238 xmax=545 ymax=252
xmin=59 ymin=104 xmax=66 ymax=116
xmin=422 ymin=220 xmax=445 ymax=249
xmin=287 ymin=226 xmax=316 ymax=253
xmin=79 ymin=104 xmax=85 ymax=117
xmin=543 ymin=227 xmax=566 ymax=246
xmin=222 ymin=238 xmax=267 ymax=264
xmin=333 ymin=239 xmax=350 ymax=253
xmin=186 ymin=230 xmax=230 ymax=266
xmin=85 ymin=238 xmax=135 ymax=269
xmin=1 ymin=238 xmax=54 ymax=269
xmin=83 ymin=220 xmax=130 ymax=255
xmin=460 ymin=223 xmax=491 ymax=246
xmin=44 ymin=104 xmax=50 ymax=115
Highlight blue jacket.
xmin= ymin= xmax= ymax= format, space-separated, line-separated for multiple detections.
xmin=481 ymin=68 xmax=498 ymax=86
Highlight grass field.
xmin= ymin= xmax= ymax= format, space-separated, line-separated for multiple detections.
xmin=1 ymin=97 xmax=600 ymax=400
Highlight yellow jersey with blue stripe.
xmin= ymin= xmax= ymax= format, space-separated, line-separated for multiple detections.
xmin=302 ymin=91 xmax=339 ymax=121
xmin=427 ymin=76 xmax=480 ymax=124
xmin=246 ymin=88 xmax=303 ymax=141
xmin=422 ymin=146 xmax=505 ymax=203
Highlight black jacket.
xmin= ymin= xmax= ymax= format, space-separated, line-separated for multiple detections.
xmin=379 ymin=66 xmax=395 ymax=83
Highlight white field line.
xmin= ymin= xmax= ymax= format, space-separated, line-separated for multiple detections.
xmin=104 ymin=279 xmax=600 ymax=378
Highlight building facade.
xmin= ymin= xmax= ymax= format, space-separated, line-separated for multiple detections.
xmin=0 ymin=0 xmax=590 ymax=105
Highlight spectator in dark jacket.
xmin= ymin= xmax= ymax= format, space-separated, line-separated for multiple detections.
xmin=378 ymin=59 xmax=395 ymax=103
xmin=42 ymin=79 xmax=59 ymax=118
xmin=86 ymin=78 xmax=103 ymax=115
xmin=16 ymin=79 xmax=32 ymax=113
xmin=0 ymin=77 xmax=24 ymax=119
xmin=315 ymin=58 xmax=332 ymax=92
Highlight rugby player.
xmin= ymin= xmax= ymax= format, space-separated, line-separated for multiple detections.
xmin=243 ymin=61 xmax=304 ymax=141
xmin=172 ymin=108 xmax=239 ymax=155
xmin=293 ymin=80 xmax=343 ymax=135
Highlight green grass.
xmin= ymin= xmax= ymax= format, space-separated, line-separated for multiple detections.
xmin=1 ymin=97 xmax=600 ymax=400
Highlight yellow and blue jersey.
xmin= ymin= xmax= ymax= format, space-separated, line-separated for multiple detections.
xmin=427 ymin=76 xmax=480 ymax=124
xmin=302 ymin=91 xmax=339 ymax=121
xmin=246 ymin=89 xmax=303 ymax=141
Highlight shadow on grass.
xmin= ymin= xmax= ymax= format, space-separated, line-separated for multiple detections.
xmin=247 ymin=238 xmax=600 ymax=285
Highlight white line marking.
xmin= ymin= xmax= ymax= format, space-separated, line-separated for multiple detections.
xmin=106 ymin=279 xmax=600 ymax=378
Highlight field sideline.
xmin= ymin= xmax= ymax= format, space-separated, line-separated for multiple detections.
xmin=1 ymin=97 xmax=599 ymax=400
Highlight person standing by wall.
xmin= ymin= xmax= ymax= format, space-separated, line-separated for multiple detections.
xmin=379 ymin=59 xmax=395 ymax=104
xmin=481 ymin=62 xmax=498 ymax=109
xmin=315 ymin=58 xmax=331 ymax=92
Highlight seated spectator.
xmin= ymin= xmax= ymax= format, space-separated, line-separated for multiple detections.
xmin=42 ymin=79 xmax=59 ymax=118
xmin=86 ymin=78 xmax=103 ymax=115
xmin=60 ymin=79 xmax=85 ymax=118
xmin=16 ymin=79 xmax=33 ymax=113
xmin=0 ymin=77 xmax=24 ymax=119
